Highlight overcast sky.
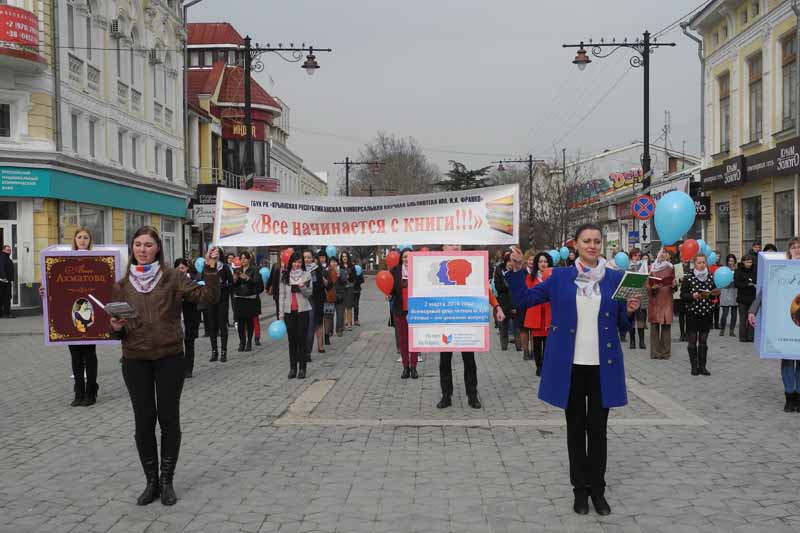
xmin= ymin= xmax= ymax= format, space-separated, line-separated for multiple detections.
xmin=190 ymin=0 xmax=706 ymax=192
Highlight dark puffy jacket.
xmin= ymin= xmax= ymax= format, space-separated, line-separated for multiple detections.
xmin=734 ymin=264 xmax=757 ymax=306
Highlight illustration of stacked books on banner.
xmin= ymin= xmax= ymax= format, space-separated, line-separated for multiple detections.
xmin=219 ymin=200 xmax=249 ymax=238
xmin=485 ymin=195 xmax=514 ymax=236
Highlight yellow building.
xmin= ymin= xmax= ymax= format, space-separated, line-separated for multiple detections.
xmin=688 ymin=0 xmax=800 ymax=259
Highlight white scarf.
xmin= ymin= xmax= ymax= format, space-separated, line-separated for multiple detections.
xmin=575 ymin=258 xmax=606 ymax=296
xmin=693 ymin=268 xmax=709 ymax=282
xmin=289 ymin=268 xmax=305 ymax=285
xmin=128 ymin=262 xmax=162 ymax=293
xmin=402 ymin=264 xmax=408 ymax=280
xmin=651 ymin=259 xmax=673 ymax=273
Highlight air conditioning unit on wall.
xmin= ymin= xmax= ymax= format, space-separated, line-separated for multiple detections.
xmin=149 ymin=49 xmax=162 ymax=64
xmin=110 ymin=19 xmax=123 ymax=38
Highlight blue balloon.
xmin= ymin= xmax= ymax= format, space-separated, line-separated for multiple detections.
xmin=326 ymin=245 xmax=337 ymax=258
xmin=697 ymin=239 xmax=706 ymax=250
xmin=259 ymin=266 xmax=270 ymax=284
xmin=702 ymin=245 xmax=712 ymax=257
xmin=399 ymin=244 xmax=413 ymax=251
xmin=714 ymin=266 xmax=734 ymax=288
xmin=355 ymin=264 xmax=362 ymax=276
xmin=268 ymin=320 xmax=287 ymax=340
xmin=614 ymin=252 xmax=630 ymax=270
xmin=654 ymin=191 xmax=696 ymax=245
xmin=194 ymin=257 xmax=205 ymax=272
xmin=559 ymin=246 xmax=570 ymax=260
xmin=707 ymin=252 xmax=718 ymax=266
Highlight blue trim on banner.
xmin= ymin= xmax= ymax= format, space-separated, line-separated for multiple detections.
xmin=407 ymin=296 xmax=490 ymax=325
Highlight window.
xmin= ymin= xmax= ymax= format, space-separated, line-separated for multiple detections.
xmin=130 ymin=38 xmax=135 ymax=85
xmin=125 ymin=212 xmax=148 ymax=245
xmin=67 ymin=2 xmax=75 ymax=50
xmin=165 ymin=148 xmax=173 ymax=180
xmin=85 ymin=3 xmax=92 ymax=60
xmin=227 ymin=50 xmax=236 ymax=65
xmin=0 ymin=103 xmax=9 ymax=137
xmin=753 ymin=1 xmax=759 ymax=16
xmin=71 ymin=113 xmax=79 ymax=153
xmin=204 ymin=50 xmax=212 ymax=66
xmin=151 ymin=62 xmax=157 ymax=97
xmin=190 ymin=51 xmax=199 ymax=67
xmin=88 ymin=120 xmax=95 ymax=157
xmin=131 ymin=137 xmax=137 ymax=169
xmin=722 ymin=24 xmax=728 ymax=39
xmin=749 ymin=54 xmax=763 ymax=142
xmin=783 ymin=35 xmax=797 ymax=131
xmin=117 ymin=130 xmax=124 ymax=165
xmin=775 ymin=191 xmax=795 ymax=251
xmin=59 ymin=202 xmax=106 ymax=244
xmin=741 ymin=9 xmax=748 ymax=26
xmin=742 ymin=196 xmax=762 ymax=253
xmin=719 ymin=74 xmax=731 ymax=152
xmin=154 ymin=144 xmax=160 ymax=174
xmin=716 ymin=202 xmax=730 ymax=259
xmin=713 ymin=32 xmax=719 ymax=46
xmin=161 ymin=218 xmax=177 ymax=265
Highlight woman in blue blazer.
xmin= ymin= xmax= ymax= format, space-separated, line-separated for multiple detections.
xmin=508 ymin=223 xmax=640 ymax=517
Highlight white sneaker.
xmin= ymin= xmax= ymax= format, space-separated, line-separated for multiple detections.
xmin=397 ymin=357 xmax=402 ymax=363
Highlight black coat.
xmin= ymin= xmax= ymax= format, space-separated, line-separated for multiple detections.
xmin=197 ymin=265 xmax=233 ymax=309
xmin=181 ymin=272 xmax=202 ymax=339
xmin=390 ymin=265 xmax=407 ymax=316
xmin=493 ymin=265 xmax=514 ymax=315
xmin=232 ymin=265 xmax=263 ymax=319
xmin=733 ymin=264 xmax=757 ymax=305
xmin=308 ymin=266 xmax=327 ymax=309
xmin=0 ymin=251 xmax=13 ymax=282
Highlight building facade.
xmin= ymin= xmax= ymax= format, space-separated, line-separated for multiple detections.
xmin=689 ymin=0 xmax=800 ymax=259
xmin=298 ymin=166 xmax=328 ymax=196
xmin=0 ymin=0 xmax=189 ymax=310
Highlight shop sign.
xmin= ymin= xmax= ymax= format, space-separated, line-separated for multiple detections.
xmin=222 ymin=121 xmax=268 ymax=141
xmin=0 ymin=5 xmax=39 ymax=47
xmin=649 ymin=176 xmax=690 ymax=202
xmin=247 ymin=177 xmax=280 ymax=192
xmin=628 ymin=230 xmax=640 ymax=244
xmin=1 ymin=167 xmax=50 ymax=195
xmin=701 ymin=155 xmax=745 ymax=190
xmin=609 ymin=168 xmax=643 ymax=190
xmin=694 ymin=197 xmax=711 ymax=219
xmin=194 ymin=184 xmax=218 ymax=224
xmin=746 ymin=137 xmax=800 ymax=180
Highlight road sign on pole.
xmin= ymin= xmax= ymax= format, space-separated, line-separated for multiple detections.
xmin=632 ymin=194 xmax=656 ymax=220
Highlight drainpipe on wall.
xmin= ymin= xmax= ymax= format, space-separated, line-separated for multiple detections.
xmin=681 ymin=21 xmax=705 ymax=240
xmin=792 ymin=0 xmax=800 ymax=238
xmin=51 ymin=0 xmax=62 ymax=152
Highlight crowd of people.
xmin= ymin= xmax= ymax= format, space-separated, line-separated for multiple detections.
xmin=37 ymin=222 xmax=800 ymax=516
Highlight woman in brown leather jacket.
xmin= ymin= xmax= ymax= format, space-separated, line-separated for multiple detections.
xmin=110 ymin=226 xmax=220 ymax=507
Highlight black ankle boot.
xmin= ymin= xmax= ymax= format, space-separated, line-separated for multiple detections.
xmin=255 ymin=336 xmax=261 ymax=346
xmin=220 ymin=350 xmax=227 ymax=362
xmin=70 ymin=382 xmax=85 ymax=407
xmin=468 ymin=395 xmax=482 ymax=409
xmin=629 ymin=334 xmax=636 ymax=350
xmin=298 ymin=364 xmax=306 ymax=379
xmin=436 ymin=396 xmax=452 ymax=409
xmin=245 ymin=340 xmax=253 ymax=352
xmin=209 ymin=349 xmax=218 ymax=362
xmin=638 ymin=329 xmax=646 ymax=349
xmin=591 ymin=492 xmax=611 ymax=515
xmin=237 ymin=343 xmax=245 ymax=352
xmin=688 ymin=346 xmax=699 ymax=376
xmin=136 ymin=456 xmax=160 ymax=506
xmin=410 ymin=367 xmax=418 ymax=379
xmin=699 ymin=346 xmax=710 ymax=376
xmin=288 ymin=366 xmax=297 ymax=379
xmin=573 ymin=489 xmax=589 ymax=515
xmin=401 ymin=366 xmax=410 ymax=379
xmin=83 ymin=383 xmax=98 ymax=406
xmin=793 ymin=392 xmax=800 ymax=412
xmin=785 ymin=393 xmax=794 ymax=413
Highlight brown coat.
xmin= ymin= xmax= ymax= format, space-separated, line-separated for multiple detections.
xmin=111 ymin=265 xmax=220 ymax=360
xmin=647 ymin=267 xmax=675 ymax=324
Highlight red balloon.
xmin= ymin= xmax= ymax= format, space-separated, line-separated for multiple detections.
xmin=709 ymin=264 xmax=720 ymax=275
xmin=680 ymin=239 xmax=699 ymax=262
xmin=376 ymin=270 xmax=394 ymax=296
xmin=386 ymin=251 xmax=400 ymax=269
xmin=281 ymin=250 xmax=291 ymax=266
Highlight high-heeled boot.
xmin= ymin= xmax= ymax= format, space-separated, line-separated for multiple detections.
xmin=688 ymin=345 xmax=699 ymax=376
xmin=136 ymin=454 xmax=160 ymax=505
xmin=159 ymin=433 xmax=180 ymax=506
xmin=209 ymin=337 xmax=218 ymax=362
xmin=629 ymin=333 xmax=636 ymax=350
xmin=698 ymin=345 xmax=711 ymax=375
xmin=638 ymin=328 xmax=646 ymax=350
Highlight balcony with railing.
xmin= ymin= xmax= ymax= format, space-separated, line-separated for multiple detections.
xmin=131 ymin=89 xmax=141 ymax=113
xmin=190 ymin=167 xmax=246 ymax=190
xmin=68 ymin=53 xmax=84 ymax=85
xmin=154 ymin=102 xmax=163 ymax=124
xmin=117 ymin=80 xmax=129 ymax=107
xmin=165 ymin=108 xmax=173 ymax=130
xmin=87 ymin=65 xmax=100 ymax=94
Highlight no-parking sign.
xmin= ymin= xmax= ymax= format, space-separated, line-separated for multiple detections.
xmin=631 ymin=195 xmax=656 ymax=220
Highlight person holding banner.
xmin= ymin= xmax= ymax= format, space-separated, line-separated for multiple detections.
xmin=390 ymin=249 xmax=419 ymax=379
xmin=109 ymin=226 xmax=220 ymax=506
xmin=202 ymin=250 xmax=234 ymax=363
xmin=680 ymin=253 xmax=719 ymax=376
xmin=232 ymin=251 xmax=263 ymax=352
xmin=279 ymin=251 xmax=313 ymax=379
xmin=524 ymin=252 xmax=553 ymax=376
xmin=39 ymin=228 xmax=101 ymax=406
xmin=748 ymin=238 xmax=800 ymax=412
xmin=508 ymin=223 xmax=640 ymax=516
xmin=173 ymin=258 xmax=201 ymax=378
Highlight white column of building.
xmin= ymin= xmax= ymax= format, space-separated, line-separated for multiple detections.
xmin=188 ymin=115 xmax=200 ymax=181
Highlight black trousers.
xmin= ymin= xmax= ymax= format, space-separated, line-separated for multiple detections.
xmin=565 ymin=364 xmax=609 ymax=494
xmin=237 ymin=317 xmax=254 ymax=346
xmin=353 ymin=292 xmax=361 ymax=322
xmin=0 ymin=282 xmax=11 ymax=316
xmin=440 ymin=352 xmax=477 ymax=398
xmin=69 ymin=344 xmax=98 ymax=390
xmin=285 ymin=310 xmax=310 ymax=370
xmin=675 ymin=300 xmax=687 ymax=337
xmin=204 ymin=300 xmax=229 ymax=347
xmin=121 ymin=356 xmax=185 ymax=463
xmin=738 ymin=303 xmax=754 ymax=342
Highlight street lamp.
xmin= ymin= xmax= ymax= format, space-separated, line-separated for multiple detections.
xmin=563 ymin=31 xmax=675 ymax=191
xmin=242 ymin=39 xmax=333 ymax=184
xmin=491 ymin=155 xmax=546 ymax=250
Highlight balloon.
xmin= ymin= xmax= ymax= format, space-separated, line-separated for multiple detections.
xmin=707 ymin=252 xmax=718 ymax=266
xmin=654 ymin=191 xmax=696 ymax=245
xmin=268 ymin=320 xmax=287 ymax=340
xmin=355 ymin=265 xmax=362 ymax=276
xmin=194 ymin=257 xmax=205 ymax=272
xmin=697 ymin=239 xmax=706 ymax=249
xmin=259 ymin=266 xmax=270 ymax=284
xmin=614 ymin=252 xmax=629 ymax=270
xmin=709 ymin=264 xmax=720 ymax=275
xmin=559 ymin=246 xmax=570 ymax=260
xmin=386 ymin=251 xmax=400 ymax=269
xmin=280 ymin=250 xmax=291 ymax=266
xmin=420 ymin=246 xmax=430 ymax=252
xmin=680 ymin=239 xmax=699 ymax=262
xmin=548 ymin=250 xmax=561 ymax=265
xmin=713 ymin=266 xmax=734 ymax=288
xmin=326 ymin=245 xmax=337 ymax=258
xmin=399 ymin=244 xmax=413 ymax=251
xmin=376 ymin=270 xmax=393 ymax=296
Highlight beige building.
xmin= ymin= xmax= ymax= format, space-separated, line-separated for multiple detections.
xmin=688 ymin=0 xmax=800 ymax=259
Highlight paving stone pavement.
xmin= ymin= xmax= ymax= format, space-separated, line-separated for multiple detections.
xmin=2 ymin=284 xmax=800 ymax=532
